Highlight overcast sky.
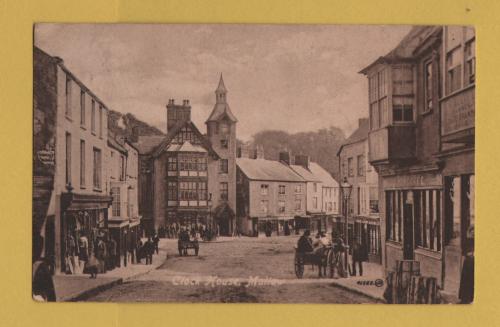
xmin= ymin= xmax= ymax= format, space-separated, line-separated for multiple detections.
xmin=35 ymin=24 xmax=411 ymax=140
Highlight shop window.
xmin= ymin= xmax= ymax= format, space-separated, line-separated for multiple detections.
xmin=386 ymin=190 xmax=402 ymax=243
xmin=414 ymin=189 xmax=441 ymax=252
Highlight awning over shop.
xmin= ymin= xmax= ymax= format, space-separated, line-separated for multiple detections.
xmin=61 ymin=192 xmax=112 ymax=211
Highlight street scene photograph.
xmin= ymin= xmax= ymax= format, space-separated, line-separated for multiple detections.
xmin=32 ymin=24 xmax=475 ymax=304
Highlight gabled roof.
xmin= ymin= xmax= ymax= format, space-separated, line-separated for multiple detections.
xmin=337 ymin=119 xmax=369 ymax=156
xmin=289 ymin=165 xmax=321 ymax=182
xmin=359 ymin=26 xmax=441 ymax=75
xmin=151 ymin=119 xmax=219 ymax=158
xmin=107 ymin=135 xmax=128 ymax=155
xmin=309 ymin=162 xmax=338 ymax=188
xmin=166 ymin=141 xmax=207 ymax=153
xmin=237 ymin=158 xmax=304 ymax=182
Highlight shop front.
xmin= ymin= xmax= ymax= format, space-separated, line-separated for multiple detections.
xmin=59 ymin=192 xmax=112 ymax=274
xmin=380 ymin=168 xmax=444 ymax=285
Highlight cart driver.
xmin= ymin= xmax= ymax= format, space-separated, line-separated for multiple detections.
xmin=297 ymin=229 xmax=314 ymax=253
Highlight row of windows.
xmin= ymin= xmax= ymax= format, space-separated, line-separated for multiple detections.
xmin=167 ymin=156 xmax=208 ymax=171
xmin=66 ymin=133 xmax=102 ymax=190
xmin=166 ymin=181 xmax=228 ymax=201
xmin=446 ymin=38 xmax=475 ymax=95
xmin=65 ymin=77 xmax=104 ymax=138
xmin=344 ymin=154 xmax=370 ymax=178
xmin=260 ymin=184 xmax=302 ymax=196
xmin=260 ymin=199 xmax=301 ymax=214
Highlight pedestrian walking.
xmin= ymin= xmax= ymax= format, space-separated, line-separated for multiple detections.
xmin=108 ymin=237 xmax=117 ymax=270
xmin=351 ymin=239 xmax=367 ymax=276
xmin=459 ymin=226 xmax=474 ymax=304
xmin=153 ymin=233 xmax=160 ymax=255
xmin=136 ymin=239 xmax=143 ymax=264
xmin=96 ymin=237 xmax=107 ymax=273
xmin=85 ymin=252 xmax=99 ymax=279
xmin=144 ymin=237 xmax=154 ymax=265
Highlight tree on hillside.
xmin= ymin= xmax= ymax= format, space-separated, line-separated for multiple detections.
xmin=250 ymin=126 xmax=345 ymax=180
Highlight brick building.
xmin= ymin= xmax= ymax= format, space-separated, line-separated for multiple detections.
xmin=360 ymin=26 xmax=475 ymax=299
xmin=134 ymin=75 xmax=237 ymax=236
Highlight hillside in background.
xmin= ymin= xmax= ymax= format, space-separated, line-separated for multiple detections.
xmin=108 ymin=110 xmax=164 ymax=141
xmin=248 ymin=126 xmax=346 ymax=180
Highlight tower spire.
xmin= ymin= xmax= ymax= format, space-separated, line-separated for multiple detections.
xmin=216 ymin=73 xmax=227 ymax=93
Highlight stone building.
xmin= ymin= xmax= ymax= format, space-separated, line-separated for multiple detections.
xmin=134 ymin=75 xmax=237 ymax=236
xmin=282 ymin=153 xmax=340 ymax=233
xmin=33 ymin=46 xmax=112 ymax=274
xmin=236 ymin=157 xmax=306 ymax=236
xmin=360 ymin=26 xmax=475 ymax=300
xmin=337 ymin=118 xmax=381 ymax=263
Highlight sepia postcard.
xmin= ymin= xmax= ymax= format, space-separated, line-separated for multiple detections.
xmin=32 ymin=24 xmax=474 ymax=304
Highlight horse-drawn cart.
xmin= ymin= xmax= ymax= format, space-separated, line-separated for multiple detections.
xmin=178 ymin=239 xmax=199 ymax=256
xmin=294 ymin=246 xmax=346 ymax=278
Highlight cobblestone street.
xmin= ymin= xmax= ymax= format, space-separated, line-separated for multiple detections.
xmin=87 ymin=236 xmax=378 ymax=303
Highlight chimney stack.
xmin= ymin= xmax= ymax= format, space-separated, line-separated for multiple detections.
xmin=279 ymin=151 xmax=292 ymax=165
xmin=166 ymin=98 xmax=192 ymax=132
xmin=255 ymin=145 xmax=265 ymax=159
xmin=237 ymin=142 xmax=251 ymax=158
xmin=294 ymin=154 xmax=310 ymax=169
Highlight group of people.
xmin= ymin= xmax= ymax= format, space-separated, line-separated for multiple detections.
xmin=157 ymin=223 xmax=218 ymax=241
xmin=63 ymin=229 xmax=162 ymax=279
xmin=63 ymin=231 xmax=117 ymax=279
xmin=296 ymin=229 xmax=368 ymax=277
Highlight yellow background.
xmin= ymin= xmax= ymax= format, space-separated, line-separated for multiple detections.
xmin=0 ymin=0 xmax=498 ymax=326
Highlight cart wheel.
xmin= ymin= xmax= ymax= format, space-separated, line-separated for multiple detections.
xmin=295 ymin=256 xmax=304 ymax=279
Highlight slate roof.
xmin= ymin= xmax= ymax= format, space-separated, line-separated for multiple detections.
xmin=133 ymin=136 xmax=165 ymax=155
xmin=237 ymin=158 xmax=304 ymax=182
xmin=337 ymin=118 xmax=369 ymax=156
xmin=309 ymin=162 xmax=338 ymax=188
xmin=359 ymin=26 xmax=441 ymax=74
xmin=289 ymin=164 xmax=321 ymax=182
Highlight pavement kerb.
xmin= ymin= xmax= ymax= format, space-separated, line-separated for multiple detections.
xmin=329 ymin=280 xmax=386 ymax=303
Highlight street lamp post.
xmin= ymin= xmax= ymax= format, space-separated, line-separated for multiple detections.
xmin=340 ymin=177 xmax=353 ymax=274
xmin=208 ymin=193 xmax=213 ymax=239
